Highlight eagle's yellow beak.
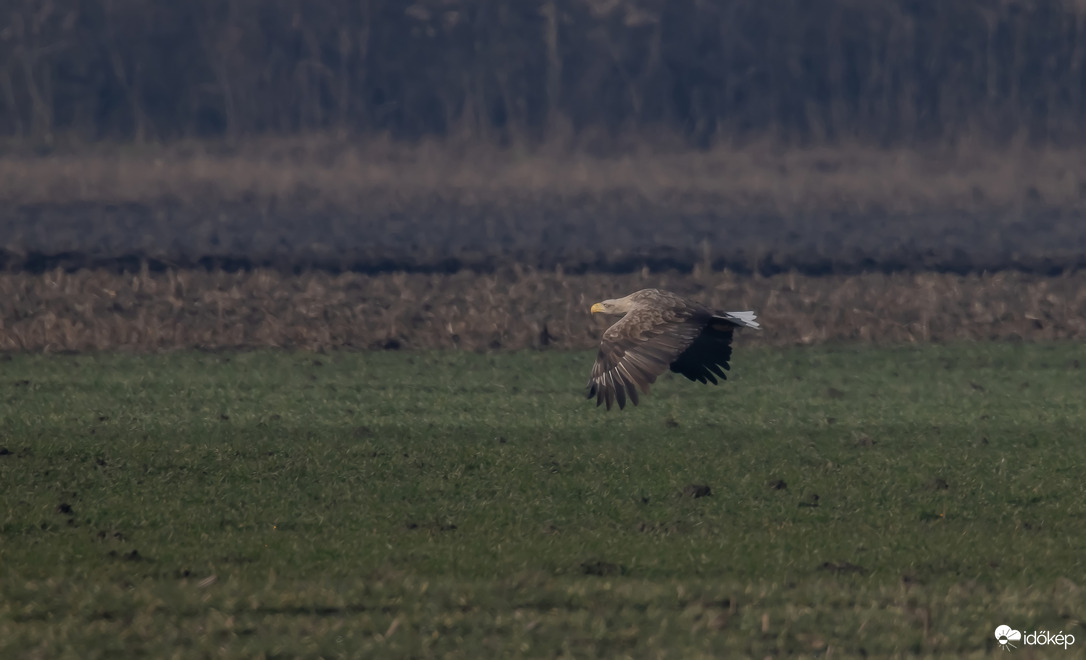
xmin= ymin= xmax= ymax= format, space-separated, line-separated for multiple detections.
xmin=590 ymin=302 xmax=603 ymax=314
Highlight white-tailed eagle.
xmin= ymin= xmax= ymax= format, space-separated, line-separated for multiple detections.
xmin=587 ymin=288 xmax=759 ymax=410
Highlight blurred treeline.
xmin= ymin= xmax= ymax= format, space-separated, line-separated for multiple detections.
xmin=3 ymin=0 xmax=1086 ymax=147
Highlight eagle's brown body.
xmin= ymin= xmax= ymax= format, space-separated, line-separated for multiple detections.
xmin=587 ymin=289 xmax=759 ymax=410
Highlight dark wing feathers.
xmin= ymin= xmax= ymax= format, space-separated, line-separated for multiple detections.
xmin=668 ymin=323 xmax=734 ymax=384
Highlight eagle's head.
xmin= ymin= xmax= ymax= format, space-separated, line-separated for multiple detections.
xmin=590 ymin=297 xmax=633 ymax=315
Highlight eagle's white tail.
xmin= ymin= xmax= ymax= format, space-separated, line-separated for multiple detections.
xmin=721 ymin=311 xmax=760 ymax=329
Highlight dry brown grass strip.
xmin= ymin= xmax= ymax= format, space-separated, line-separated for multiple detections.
xmin=1 ymin=267 xmax=1083 ymax=353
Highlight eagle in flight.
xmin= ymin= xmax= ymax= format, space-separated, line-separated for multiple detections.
xmin=587 ymin=288 xmax=759 ymax=410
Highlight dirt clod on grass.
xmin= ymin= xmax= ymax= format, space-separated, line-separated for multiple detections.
xmin=581 ymin=560 xmax=625 ymax=577
xmin=819 ymin=561 xmax=867 ymax=575
xmin=683 ymin=484 xmax=713 ymax=498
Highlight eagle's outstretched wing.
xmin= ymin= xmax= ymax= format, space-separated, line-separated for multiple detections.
xmin=587 ymin=308 xmax=706 ymax=410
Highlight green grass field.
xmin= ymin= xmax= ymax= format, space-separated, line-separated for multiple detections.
xmin=2 ymin=344 xmax=1084 ymax=658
